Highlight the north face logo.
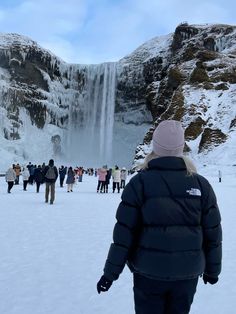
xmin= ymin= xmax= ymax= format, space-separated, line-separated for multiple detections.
xmin=186 ymin=188 xmax=201 ymax=196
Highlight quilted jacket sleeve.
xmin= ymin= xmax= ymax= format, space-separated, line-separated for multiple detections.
xmin=103 ymin=174 xmax=143 ymax=281
xmin=202 ymin=181 xmax=222 ymax=278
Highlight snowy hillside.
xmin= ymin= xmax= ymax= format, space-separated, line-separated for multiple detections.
xmin=0 ymin=165 xmax=235 ymax=313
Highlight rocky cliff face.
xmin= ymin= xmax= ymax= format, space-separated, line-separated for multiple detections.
xmin=132 ymin=23 xmax=236 ymax=167
xmin=1 ymin=24 xmax=236 ymax=168
xmin=0 ymin=34 xmax=81 ymax=166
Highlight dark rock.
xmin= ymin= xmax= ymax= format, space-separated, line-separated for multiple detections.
xmin=172 ymin=23 xmax=199 ymax=52
xmin=199 ymin=128 xmax=227 ymax=152
xmin=190 ymin=65 xmax=209 ymax=83
xmin=215 ymin=83 xmax=229 ymax=90
xmin=51 ymin=135 xmax=62 ymax=155
xmin=230 ymin=118 xmax=236 ymax=129
xmin=213 ymin=71 xmax=236 ymax=84
xmin=203 ymin=37 xmax=216 ymax=51
xmin=167 ymin=67 xmax=185 ymax=89
xmin=197 ymin=50 xmax=217 ymax=62
xmin=185 ymin=117 xmax=206 ymax=141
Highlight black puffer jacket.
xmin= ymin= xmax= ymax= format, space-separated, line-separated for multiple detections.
xmin=103 ymin=157 xmax=222 ymax=281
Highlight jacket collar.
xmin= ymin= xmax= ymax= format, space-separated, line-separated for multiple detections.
xmin=148 ymin=157 xmax=186 ymax=171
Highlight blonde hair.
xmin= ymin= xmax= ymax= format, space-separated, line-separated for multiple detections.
xmin=138 ymin=151 xmax=197 ymax=176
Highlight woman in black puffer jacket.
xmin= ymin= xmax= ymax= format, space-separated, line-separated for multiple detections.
xmin=97 ymin=120 xmax=222 ymax=314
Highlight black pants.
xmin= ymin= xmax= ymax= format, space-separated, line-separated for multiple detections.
xmin=23 ymin=180 xmax=28 ymax=191
xmin=113 ymin=182 xmax=120 ymax=193
xmin=7 ymin=181 xmax=14 ymax=193
xmin=28 ymin=175 xmax=34 ymax=184
xmin=36 ymin=182 xmax=41 ymax=193
xmin=60 ymin=177 xmax=65 ymax=187
xmin=104 ymin=183 xmax=109 ymax=192
xmin=121 ymin=179 xmax=126 ymax=188
xmin=133 ymin=273 xmax=198 ymax=314
xmin=97 ymin=181 xmax=105 ymax=192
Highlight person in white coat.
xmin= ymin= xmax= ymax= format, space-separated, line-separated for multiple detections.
xmin=112 ymin=165 xmax=121 ymax=193
xmin=5 ymin=166 xmax=16 ymax=193
xmin=21 ymin=166 xmax=30 ymax=191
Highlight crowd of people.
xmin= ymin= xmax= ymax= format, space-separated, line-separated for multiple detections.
xmin=96 ymin=165 xmax=127 ymax=193
xmin=4 ymin=161 xmax=129 ymax=204
xmin=2 ymin=119 xmax=223 ymax=313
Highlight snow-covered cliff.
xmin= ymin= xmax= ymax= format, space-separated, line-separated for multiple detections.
xmin=1 ymin=23 xmax=236 ymax=169
xmin=132 ymin=23 xmax=236 ymax=168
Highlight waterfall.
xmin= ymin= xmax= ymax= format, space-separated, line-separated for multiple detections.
xmin=67 ymin=62 xmax=117 ymax=167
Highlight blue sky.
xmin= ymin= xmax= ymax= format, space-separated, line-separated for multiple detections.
xmin=0 ymin=0 xmax=235 ymax=64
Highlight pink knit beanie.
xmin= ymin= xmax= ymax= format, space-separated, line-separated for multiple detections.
xmin=152 ymin=120 xmax=185 ymax=157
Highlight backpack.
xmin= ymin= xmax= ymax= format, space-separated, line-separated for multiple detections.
xmin=45 ymin=166 xmax=56 ymax=180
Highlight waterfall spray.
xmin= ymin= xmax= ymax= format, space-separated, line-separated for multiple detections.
xmin=67 ymin=62 xmax=117 ymax=166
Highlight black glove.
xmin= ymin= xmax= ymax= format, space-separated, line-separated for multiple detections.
xmin=97 ymin=275 xmax=112 ymax=294
xmin=203 ymin=274 xmax=218 ymax=285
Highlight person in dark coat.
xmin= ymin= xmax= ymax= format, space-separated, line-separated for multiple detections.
xmin=105 ymin=168 xmax=112 ymax=193
xmin=97 ymin=120 xmax=222 ymax=314
xmin=66 ymin=167 xmax=75 ymax=192
xmin=41 ymin=162 xmax=46 ymax=183
xmin=59 ymin=165 xmax=67 ymax=187
xmin=28 ymin=163 xmax=36 ymax=185
xmin=43 ymin=159 xmax=58 ymax=204
xmin=34 ymin=165 xmax=44 ymax=193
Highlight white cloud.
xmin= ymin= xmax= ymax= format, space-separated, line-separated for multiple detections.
xmin=0 ymin=0 xmax=89 ymax=62
xmin=0 ymin=0 xmax=235 ymax=63
xmin=39 ymin=37 xmax=77 ymax=63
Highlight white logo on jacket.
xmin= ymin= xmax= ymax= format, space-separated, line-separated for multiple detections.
xmin=186 ymin=188 xmax=201 ymax=196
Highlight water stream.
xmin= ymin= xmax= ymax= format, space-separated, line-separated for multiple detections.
xmin=67 ymin=62 xmax=117 ymax=167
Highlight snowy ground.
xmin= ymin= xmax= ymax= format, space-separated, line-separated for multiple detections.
xmin=0 ymin=166 xmax=236 ymax=314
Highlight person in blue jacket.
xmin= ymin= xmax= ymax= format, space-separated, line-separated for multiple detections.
xmin=97 ymin=120 xmax=222 ymax=314
xmin=59 ymin=165 xmax=67 ymax=187
xmin=34 ymin=165 xmax=44 ymax=193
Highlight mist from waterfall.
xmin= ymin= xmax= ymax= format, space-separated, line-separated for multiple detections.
xmin=67 ymin=62 xmax=117 ymax=167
